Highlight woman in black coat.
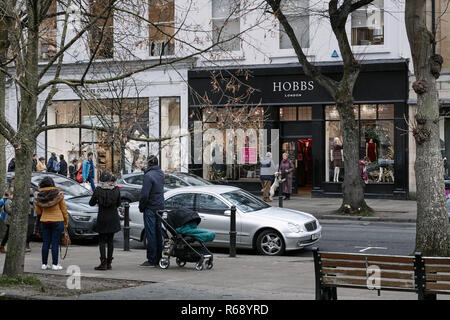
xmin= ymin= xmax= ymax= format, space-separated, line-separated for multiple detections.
xmin=89 ymin=171 xmax=121 ymax=270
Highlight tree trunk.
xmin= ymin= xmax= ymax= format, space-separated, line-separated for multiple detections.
xmin=336 ymin=90 xmax=370 ymax=214
xmin=406 ymin=0 xmax=450 ymax=256
xmin=0 ymin=14 xmax=8 ymax=198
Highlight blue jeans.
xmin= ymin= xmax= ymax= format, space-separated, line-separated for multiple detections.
xmin=41 ymin=222 xmax=64 ymax=265
xmin=143 ymin=209 xmax=163 ymax=265
xmin=87 ymin=176 xmax=96 ymax=192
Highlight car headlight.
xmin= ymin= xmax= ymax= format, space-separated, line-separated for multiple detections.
xmin=70 ymin=213 xmax=91 ymax=222
xmin=287 ymin=222 xmax=305 ymax=233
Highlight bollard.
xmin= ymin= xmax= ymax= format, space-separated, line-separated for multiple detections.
xmin=278 ymin=178 xmax=283 ymax=208
xmin=229 ymin=205 xmax=236 ymax=257
xmin=123 ymin=202 xmax=130 ymax=251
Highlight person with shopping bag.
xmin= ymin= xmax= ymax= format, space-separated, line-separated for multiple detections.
xmin=34 ymin=177 xmax=69 ymax=270
xmin=82 ymin=152 xmax=96 ymax=192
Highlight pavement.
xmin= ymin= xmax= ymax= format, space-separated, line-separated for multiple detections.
xmin=269 ymin=195 xmax=417 ymax=223
xmin=0 ymin=241 xmax=423 ymax=300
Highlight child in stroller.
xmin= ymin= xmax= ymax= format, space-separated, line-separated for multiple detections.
xmin=158 ymin=208 xmax=215 ymax=270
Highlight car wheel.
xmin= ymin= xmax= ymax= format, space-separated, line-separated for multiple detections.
xmin=256 ymin=229 xmax=285 ymax=256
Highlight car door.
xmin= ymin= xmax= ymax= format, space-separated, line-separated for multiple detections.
xmin=195 ymin=193 xmax=240 ymax=245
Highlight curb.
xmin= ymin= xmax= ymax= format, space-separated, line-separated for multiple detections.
xmin=317 ymin=214 xmax=416 ymax=223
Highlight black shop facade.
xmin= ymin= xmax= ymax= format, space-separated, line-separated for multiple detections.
xmin=188 ymin=59 xmax=409 ymax=199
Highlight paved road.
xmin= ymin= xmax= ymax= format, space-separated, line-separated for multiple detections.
xmin=104 ymin=220 xmax=417 ymax=257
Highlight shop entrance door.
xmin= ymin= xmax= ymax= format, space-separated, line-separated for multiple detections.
xmin=281 ymin=138 xmax=313 ymax=195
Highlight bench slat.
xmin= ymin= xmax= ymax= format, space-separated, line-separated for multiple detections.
xmin=320 ymin=252 xmax=413 ymax=264
xmin=321 ymin=268 xmax=414 ymax=280
xmin=322 ymin=276 xmax=415 ymax=289
xmin=425 ymin=265 xmax=450 ymax=273
xmin=423 ymin=257 xmax=450 ymax=265
xmin=425 ymin=282 xmax=450 ymax=291
xmin=322 ymin=259 xmax=414 ymax=271
xmin=426 ymin=274 xmax=450 ymax=282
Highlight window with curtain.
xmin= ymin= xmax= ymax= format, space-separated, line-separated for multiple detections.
xmin=89 ymin=0 xmax=114 ymax=59
xmin=149 ymin=0 xmax=175 ymax=56
xmin=39 ymin=0 xmax=57 ymax=61
xmin=351 ymin=0 xmax=384 ymax=46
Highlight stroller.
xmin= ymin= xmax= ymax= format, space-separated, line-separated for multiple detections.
xmin=157 ymin=208 xmax=215 ymax=271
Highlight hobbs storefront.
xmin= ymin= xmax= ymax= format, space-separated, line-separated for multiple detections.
xmin=188 ymin=59 xmax=409 ymax=199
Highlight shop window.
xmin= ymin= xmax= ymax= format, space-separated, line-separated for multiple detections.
xmin=279 ymin=0 xmax=310 ymax=49
xmin=212 ymin=0 xmax=241 ymax=52
xmin=202 ymin=107 xmax=264 ymax=181
xmin=149 ymin=0 xmax=175 ymax=56
xmin=298 ymin=106 xmax=312 ymax=120
xmin=39 ymin=0 xmax=57 ymax=61
xmin=89 ymin=0 xmax=114 ymax=59
xmin=351 ymin=0 xmax=384 ymax=46
xmin=280 ymin=107 xmax=297 ymax=121
xmin=325 ymin=104 xmax=394 ymax=184
xmin=325 ymin=105 xmax=359 ymax=120
xmin=161 ymin=97 xmax=181 ymax=172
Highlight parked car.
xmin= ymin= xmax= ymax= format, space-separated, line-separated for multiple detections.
xmin=7 ymin=172 xmax=98 ymax=240
xmin=122 ymin=185 xmax=322 ymax=256
xmin=116 ymin=171 xmax=213 ymax=204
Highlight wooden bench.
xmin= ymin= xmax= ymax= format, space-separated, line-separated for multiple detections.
xmin=312 ymin=247 xmax=450 ymax=300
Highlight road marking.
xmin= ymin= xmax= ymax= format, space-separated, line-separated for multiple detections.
xmin=355 ymin=246 xmax=388 ymax=252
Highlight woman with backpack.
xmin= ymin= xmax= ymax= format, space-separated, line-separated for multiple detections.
xmin=89 ymin=171 xmax=121 ymax=271
xmin=35 ymin=177 xmax=69 ymax=270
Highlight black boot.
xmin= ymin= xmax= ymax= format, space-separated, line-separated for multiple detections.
xmin=95 ymin=258 xmax=107 ymax=271
xmin=106 ymin=257 xmax=113 ymax=270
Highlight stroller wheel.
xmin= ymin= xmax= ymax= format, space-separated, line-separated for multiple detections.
xmin=205 ymin=259 xmax=213 ymax=270
xmin=195 ymin=262 xmax=204 ymax=271
xmin=159 ymin=257 xmax=170 ymax=269
xmin=176 ymin=258 xmax=186 ymax=267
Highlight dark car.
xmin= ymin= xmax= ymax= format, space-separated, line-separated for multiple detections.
xmin=116 ymin=171 xmax=213 ymax=204
xmin=7 ymin=172 xmax=98 ymax=240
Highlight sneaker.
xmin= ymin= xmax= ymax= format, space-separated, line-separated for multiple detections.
xmin=139 ymin=261 xmax=158 ymax=267
xmin=51 ymin=264 xmax=63 ymax=271
xmin=41 ymin=264 xmax=49 ymax=270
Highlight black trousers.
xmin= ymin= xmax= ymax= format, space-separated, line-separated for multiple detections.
xmin=1 ymin=225 xmax=9 ymax=246
xmin=98 ymin=233 xmax=114 ymax=260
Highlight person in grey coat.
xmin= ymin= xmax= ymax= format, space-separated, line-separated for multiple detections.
xmin=279 ymin=152 xmax=295 ymax=200
xmin=260 ymin=152 xmax=277 ymax=202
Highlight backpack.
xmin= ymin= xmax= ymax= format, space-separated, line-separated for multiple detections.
xmin=53 ymin=161 xmax=60 ymax=172
xmin=76 ymin=165 xmax=83 ymax=183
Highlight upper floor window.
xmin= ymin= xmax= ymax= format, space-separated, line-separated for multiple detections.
xmin=39 ymin=0 xmax=57 ymax=61
xmin=212 ymin=0 xmax=240 ymax=52
xmin=279 ymin=0 xmax=310 ymax=49
xmin=89 ymin=0 xmax=114 ymax=59
xmin=149 ymin=0 xmax=175 ymax=56
xmin=351 ymin=0 xmax=384 ymax=46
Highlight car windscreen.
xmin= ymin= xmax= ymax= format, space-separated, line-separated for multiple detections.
xmin=32 ymin=175 xmax=92 ymax=199
xmin=174 ymin=173 xmax=213 ymax=186
xmin=221 ymin=190 xmax=270 ymax=213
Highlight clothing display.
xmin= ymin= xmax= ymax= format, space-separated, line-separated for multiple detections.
xmin=332 ymin=143 xmax=343 ymax=168
xmin=367 ymin=141 xmax=377 ymax=162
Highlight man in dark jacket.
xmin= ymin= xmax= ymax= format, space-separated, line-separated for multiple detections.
xmin=58 ymin=155 xmax=68 ymax=177
xmin=139 ymin=155 xmax=165 ymax=267
xmin=47 ymin=153 xmax=58 ymax=173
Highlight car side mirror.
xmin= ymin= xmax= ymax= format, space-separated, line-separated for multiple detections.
xmin=224 ymin=210 xmax=231 ymax=216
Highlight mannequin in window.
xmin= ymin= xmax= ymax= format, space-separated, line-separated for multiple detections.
xmin=366 ymin=137 xmax=377 ymax=163
xmin=330 ymin=137 xmax=343 ymax=182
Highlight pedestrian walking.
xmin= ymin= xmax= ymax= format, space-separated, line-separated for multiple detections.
xmin=260 ymin=152 xmax=276 ymax=202
xmin=26 ymin=188 xmax=36 ymax=252
xmin=139 ymin=155 xmax=165 ymax=267
xmin=89 ymin=171 xmax=121 ymax=271
xmin=36 ymin=157 xmax=47 ymax=172
xmin=32 ymin=154 xmax=38 ymax=172
xmin=7 ymin=158 xmax=15 ymax=172
xmin=58 ymin=154 xmax=68 ymax=177
xmin=82 ymin=152 xmax=96 ymax=191
xmin=69 ymin=159 xmax=78 ymax=180
xmin=279 ymin=152 xmax=294 ymax=200
xmin=34 ymin=177 xmax=69 ymax=270
xmin=0 ymin=191 xmax=13 ymax=253
xmin=47 ymin=152 xmax=59 ymax=173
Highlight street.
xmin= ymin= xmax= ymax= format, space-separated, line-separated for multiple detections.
xmin=111 ymin=219 xmax=417 ymax=257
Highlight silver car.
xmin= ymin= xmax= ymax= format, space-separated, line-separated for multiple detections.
xmin=125 ymin=185 xmax=322 ymax=256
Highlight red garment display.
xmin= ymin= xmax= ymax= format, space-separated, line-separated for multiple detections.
xmin=367 ymin=142 xmax=377 ymax=162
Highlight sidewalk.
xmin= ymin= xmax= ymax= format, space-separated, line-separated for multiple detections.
xmin=0 ymin=242 xmax=422 ymax=300
xmin=266 ymin=195 xmax=417 ymax=223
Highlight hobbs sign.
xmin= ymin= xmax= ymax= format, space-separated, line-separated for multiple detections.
xmin=273 ymin=80 xmax=314 ymax=98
